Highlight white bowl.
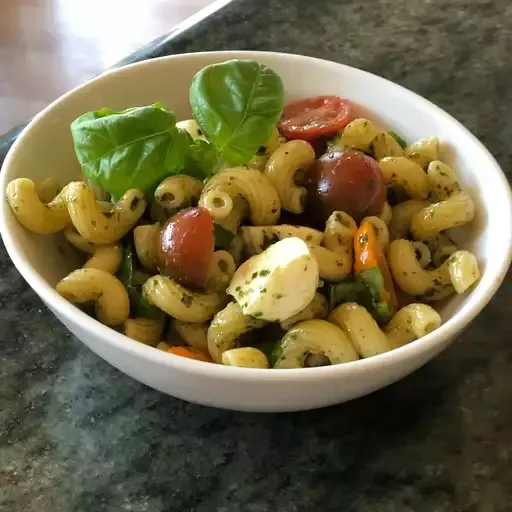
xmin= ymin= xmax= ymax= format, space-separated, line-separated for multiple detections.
xmin=1 ymin=51 xmax=511 ymax=412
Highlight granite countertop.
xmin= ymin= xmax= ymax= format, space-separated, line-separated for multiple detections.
xmin=1 ymin=0 xmax=512 ymax=510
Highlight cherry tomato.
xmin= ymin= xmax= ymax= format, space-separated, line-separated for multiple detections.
xmin=309 ymin=135 xmax=331 ymax=158
xmin=306 ymin=149 xmax=385 ymax=224
xmin=157 ymin=207 xmax=214 ymax=289
xmin=278 ymin=96 xmax=355 ymax=141
xmin=167 ymin=346 xmax=212 ymax=363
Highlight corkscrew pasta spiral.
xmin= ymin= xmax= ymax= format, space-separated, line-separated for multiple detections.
xmin=199 ymin=167 xmax=281 ymax=227
xmin=264 ymin=140 xmax=315 ymax=213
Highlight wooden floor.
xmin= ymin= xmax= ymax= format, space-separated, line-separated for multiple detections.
xmin=0 ymin=0 xmax=216 ymax=134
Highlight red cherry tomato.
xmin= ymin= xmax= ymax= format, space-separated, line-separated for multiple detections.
xmin=309 ymin=135 xmax=331 ymax=158
xmin=278 ymin=96 xmax=355 ymax=141
xmin=157 ymin=207 xmax=214 ymax=289
xmin=306 ymin=149 xmax=386 ymax=225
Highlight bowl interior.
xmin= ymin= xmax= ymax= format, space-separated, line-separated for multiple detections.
xmin=1 ymin=51 xmax=511 ymax=331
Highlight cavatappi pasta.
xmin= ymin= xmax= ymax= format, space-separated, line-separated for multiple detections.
xmin=56 ymin=268 xmax=130 ymax=326
xmin=205 ymin=250 xmax=237 ymax=292
xmin=371 ymin=133 xmax=404 ymax=160
xmin=133 ymin=223 xmax=160 ymax=272
xmin=199 ymin=167 xmax=281 ymax=228
xmin=123 ymin=316 xmax=165 ymax=346
xmin=308 ymin=211 xmax=357 ymax=282
xmin=264 ymin=140 xmax=315 ymax=214
xmin=64 ymin=182 xmax=146 ymax=244
xmin=6 ymin=178 xmax=70 ymax=234
xmin=170 ymin=319 xmax=209 ymax=352
xmin=154 ymin=175 xmax=203 ymax=211
xmin=404 ymin=137 xmax=440 ymax=169
xmin=83 ymin=243 xmax=123 ymax=274
xmin=142 ymin=274 xmax=226 ymax=323
xmin=6 ymin=85 xmax=481 ymax=370
xmin=378 ymin=157 xmax=431 ymax=199
xmin=340 ymin=118 xmax=379 ymax=152
xmin=280 ymin=292 xmax=328 ymax=331
xmin=207 ymin=302 xmax=267 ymax=363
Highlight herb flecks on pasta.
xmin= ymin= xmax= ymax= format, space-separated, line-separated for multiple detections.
xmin=83 ymin=243 xmax=123 ymax=274
xmin=329 ymin=302 xmax=441 ymax=357
xmin=222 ymin=347 xmax=269 ymax=369
xmin=308 ymin=211 xmax=357 ymax=282
xmin=56 ymin=268 xmax=130 ymax=326
xmin=199 ymin=167 xmax=281 ymax=228
xmin=388 ymin=239 xmax=479 ymax=300
xmin=207 ymin=302 xmax=267 ymax=363
xmin=143 ymin=274 xmax=226 ymax=323
xmin=124 ymin=316 xmax=165 ymax=346
xmin=410 ymin=162 xmax=475 ymax=241
xmin=65 ymin=182 xmax=146 ymax=244
xmin=273 ymin=320 xmax=359 ymax=369
xmin=6 ymin=178 xmax=70 ymax=234
xmin=264 ymin=140 xmax=315 ymax=214
xmin=171 ymin=319 xmax=209 ymax=353
xmin=154 ymin=175 xmax=203 ymax=211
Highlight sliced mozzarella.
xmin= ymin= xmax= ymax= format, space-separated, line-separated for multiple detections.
xmin=227 ymin=237 xmax=319 ymax=322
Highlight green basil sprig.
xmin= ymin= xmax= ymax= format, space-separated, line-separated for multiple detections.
xmin=190 ymin=59 xmax=285 ymax=165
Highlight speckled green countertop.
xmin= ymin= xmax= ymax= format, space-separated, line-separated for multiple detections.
xmin=1 ymin=0 xmax=512 ymax=510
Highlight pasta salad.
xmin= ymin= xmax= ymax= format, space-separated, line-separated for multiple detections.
xmin=6 ymin=59 xmax=480 ymax=369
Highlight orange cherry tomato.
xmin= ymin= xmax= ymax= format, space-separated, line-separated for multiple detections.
xmin=167 ymin=346 xmax=212 ymax=362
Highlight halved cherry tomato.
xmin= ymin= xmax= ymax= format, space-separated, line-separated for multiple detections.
xmin=167 ymin=346 xmax=212 ymax=362
xmin=157 ymin=207 xmax=214 ymax=289
xmin=278 ymin=96 xmax=355 ymax=141
xmin=306 ymin=149 xmax=386 ymax=225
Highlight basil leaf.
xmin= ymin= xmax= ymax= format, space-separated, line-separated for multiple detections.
xmin=327 ymin=268 xmax=393 ymax=325
xmin=118 ymin=242 xmax=162 ymax=320
xmin=190 ymin=59 xmax=285 ymax=165
xmin=135 ymin=293 xmax=163 ymax=320
xmin=357 ymin=267 xmax=384 ymax=303
xmin=328 ymin=279 xmax=367 ymax=312
xmin=249 ymin=324 xmax=287 ymax=367
xmin=188 ymin=140 xmax=217 ymax=178
xmin=71 ymin=104 xmax=212 ymax=202
xmin=388 ymin=131 xmax=407 ymax=149
xmin=214 ymin=224 xmax=235 ymax=250
xmin=372 ymin=300 xmax=393 ymax=324
xmin=357 ymin=268 xmax=393 ymax=324
xmin=118 ymin=241 xmax=136 ymax=292
xmin=257 ymin=340 xmax=283 ymax=368
xmin=239 ymin=324 xmax=286 ymax=368
xmin=181 ymin=133 xmax=219 ymax=181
